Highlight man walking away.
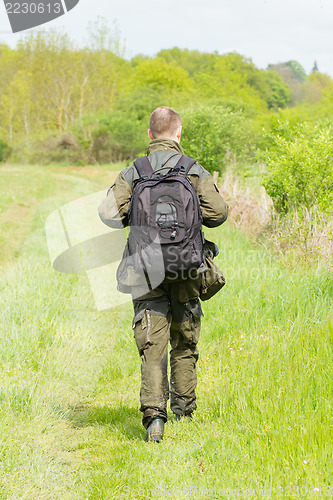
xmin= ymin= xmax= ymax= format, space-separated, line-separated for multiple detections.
xmin=98 ymin=107 xmax=228 ymax=442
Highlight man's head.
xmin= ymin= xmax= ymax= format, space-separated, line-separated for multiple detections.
xmin=148 ymin=107 xmax=182 ymax=143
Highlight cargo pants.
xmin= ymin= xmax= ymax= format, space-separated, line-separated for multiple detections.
xmin=132 ymin=281 xmax=202 ymax=429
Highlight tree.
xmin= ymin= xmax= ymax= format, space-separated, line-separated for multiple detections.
xmin=0 ymin=45 xmax=23 ymax=141
xmin=261 ymin=70 xmax=291 ymax=109
xmin=318 ymin=81 xmax=333 ymax=117
xmin=181 ymin=105 xmax=252 ymax=173
xmin=15 ymin=28 xmax=128 ymax=132
xmin=193 ymin=52 xmax=267 ymax=111
xmin=312 ymin=61 xmax=319 ymax=74
xmin=0 ymin=70 xmax=32 ymax=141
xmin=129 ymin=57 xmax=191 ymax=92
xmin=86 ymin=16 xmax=125 ymax=57
xmin=268 ymin=60 xmax=307 ymax=104
xmin=126 ymin=57 xmax=194 ymax=110
xmin=157 ymin=47 xmax=218 ymax=77
xmin=17 ymin=29 xmax=75 ymax=131
xmin=303 ymin=72 xmax=332 ymax=104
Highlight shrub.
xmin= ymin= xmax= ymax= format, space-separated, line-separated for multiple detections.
xmin=258 ymin=121 xmax=333 ymax=214
xmin=0 ymin=139 xmax=11 ymax=162
xmin=72 ymin=109 xmax=148 ymax=164
xmin=22 ymin=132 xmax=85 ymax=165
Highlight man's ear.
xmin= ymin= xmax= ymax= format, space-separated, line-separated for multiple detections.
xmin=148 ymin=129 xmax=154 ymax=140
xmin=176 ymin=125 xmax=182 ymax=142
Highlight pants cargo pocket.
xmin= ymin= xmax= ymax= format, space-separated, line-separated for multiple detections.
xmin=177 ymin=300 xmax=202 ymax=346
xmin=188 ymin=316 xmax=201 ymax=345
xmin=133 ymin=309 xmax=152 ymax=355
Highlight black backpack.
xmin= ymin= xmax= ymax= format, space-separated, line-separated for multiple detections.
xmin=117 ymin=155 xmax=204 ymax=293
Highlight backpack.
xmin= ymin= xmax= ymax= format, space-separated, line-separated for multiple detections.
xmin=116 ymin=155 xmax=205 ymax=294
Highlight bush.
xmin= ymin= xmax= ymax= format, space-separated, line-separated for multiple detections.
xmin=180 ymin=105 xmax=253 ymax=174
xmin=19 ymin=132 xmax=85 ymax=165
xmin=258 ymin=120 xmax=333 ymax=214
xmin=72 ymin=109 xmax=148 ymax=164
xmin=0 ymin=139 xmax=11 ymax=162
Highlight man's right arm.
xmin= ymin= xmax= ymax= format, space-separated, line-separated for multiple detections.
xmin=98 ymin=172 xmax=132 ymax=228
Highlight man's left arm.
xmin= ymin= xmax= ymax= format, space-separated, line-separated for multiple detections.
xmin=196 ymin=173 xmax=229 ymax=228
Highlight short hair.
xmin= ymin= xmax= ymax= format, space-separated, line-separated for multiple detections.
xmin=149 ymin=107 xmax=182 ymax=139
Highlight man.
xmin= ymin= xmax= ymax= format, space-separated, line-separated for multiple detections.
xmin=98 ymin=107 xmax=228 ymax=442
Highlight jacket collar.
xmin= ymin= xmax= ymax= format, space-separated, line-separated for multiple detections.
xmin=147 ymin=138 xmax=184 ymax=156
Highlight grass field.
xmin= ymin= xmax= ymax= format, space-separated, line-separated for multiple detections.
xmin=0 ymin=164 xmax=332 ymax=499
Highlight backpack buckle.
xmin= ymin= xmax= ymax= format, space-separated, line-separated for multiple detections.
xmin=172 ymin=165 xmax=185 ymax=174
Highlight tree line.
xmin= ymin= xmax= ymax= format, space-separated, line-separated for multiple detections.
xmin=0 ymin=19 xmax=332 ymax=218
xmin=0 ymin=19 xmax=332 ymax=165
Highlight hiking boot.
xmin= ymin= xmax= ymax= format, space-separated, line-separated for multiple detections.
xmin=145 ymin=418 xmax=164 ymax=443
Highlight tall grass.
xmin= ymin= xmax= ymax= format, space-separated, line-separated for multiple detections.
xmin=220 ymin=166 xmax=333 ymax=262
xmin=0 ymin=165 xmax=332 ymax=498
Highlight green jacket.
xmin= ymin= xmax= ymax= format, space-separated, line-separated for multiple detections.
xmin=99 ymin=138 xmax=229 ymax=228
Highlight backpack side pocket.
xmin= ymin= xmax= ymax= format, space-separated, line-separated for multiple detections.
xmin=199 ymin=255 xmax=226 ymax=301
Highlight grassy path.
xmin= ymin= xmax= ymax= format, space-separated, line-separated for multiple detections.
xmin=0 ymin=165 xmax=332 ymax=499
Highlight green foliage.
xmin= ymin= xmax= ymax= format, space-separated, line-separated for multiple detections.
xmin=259 ymin=121 xmax=333 ymax=214
xmin=0 ymin=139 xmax=11 ymax=162
xmin=318 ymin=81 xmax=333 ymax=116
xmin=4 ymin=26 xmax=333 ymax=169
xmin=122 ymin=56 xmax=196 ymax=113
xmin=260 ymin=70 xmax=292 ymax=109
xmin=285 ymin=60 xmax=307 ymax=82
xmin=269 ymin=60 xmax=307 ymax=84
xmin=157 ymin=47 xmax=218 ymax=77
xmin=312 ymin=61 xmax=319 ymax=73
xmin=303 ymin=72 xmax=332 ymax=104
xmin=194 ymin=53 xmax=268 ymax=111
xmin=268 ymin=60 xmax=308 ymax=105
xmin=72 ymin=109 xmax=147 ymax=163
xmin=181 ymin=105 xmax=252 ymax=173
xmin=130 ymin=57 xmax=190 ymax=91
xmin=3 ymin=27 xmax=129 ymax=139
xmin=92 ymin=111 xmax=147 ymax=162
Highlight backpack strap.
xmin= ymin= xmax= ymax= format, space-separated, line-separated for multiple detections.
xmin=134 ymin=156 xmax=154 ymax=179
xmin=173 ymin=155 xmax=197 ymax=175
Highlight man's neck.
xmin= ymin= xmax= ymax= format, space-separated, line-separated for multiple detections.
xmin=147 ymin=138 xmax=184 ymax=156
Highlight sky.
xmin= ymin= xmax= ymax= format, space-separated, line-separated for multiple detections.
xmin=1 ymin=0 xmax=333 ymax=77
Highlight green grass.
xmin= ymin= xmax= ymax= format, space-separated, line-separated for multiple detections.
xmin=0 ymin=164 xmax=332 ymax=498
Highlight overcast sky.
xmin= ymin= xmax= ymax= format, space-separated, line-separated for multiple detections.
xmin=1 ymin=0 xmax=333 ymax=76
